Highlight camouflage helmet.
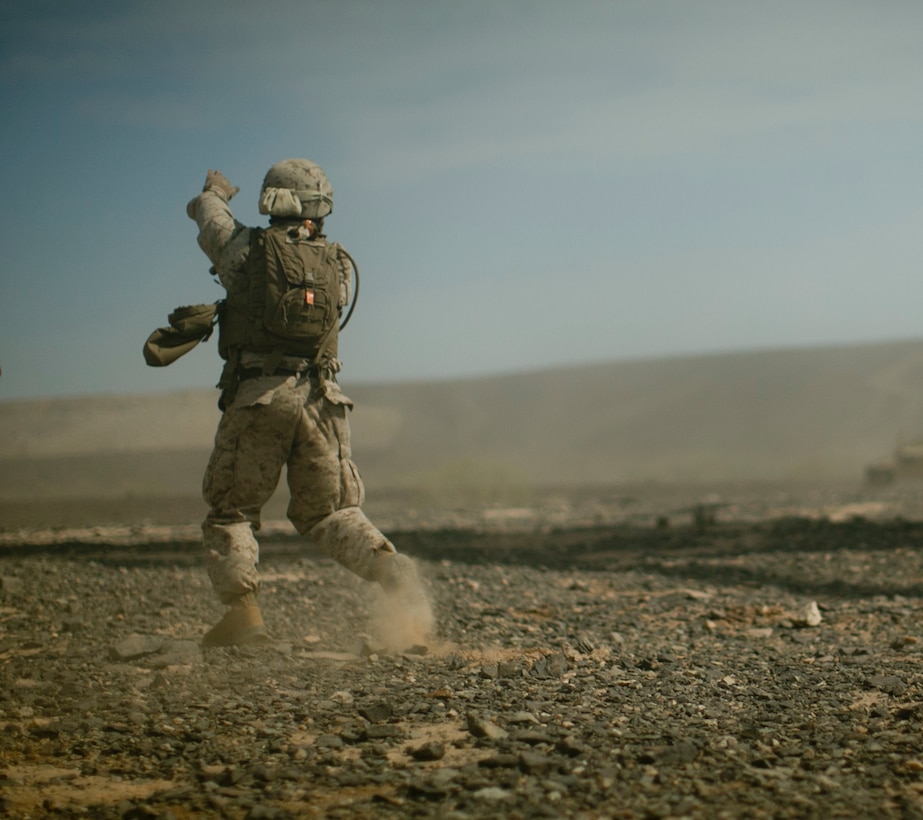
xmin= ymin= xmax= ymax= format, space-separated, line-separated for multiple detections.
xmin=258 ymin=158 xmax=334 ymax=219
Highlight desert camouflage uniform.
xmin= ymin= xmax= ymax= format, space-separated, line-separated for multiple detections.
xmin=188 ymin=188 xmax=399 ymax=604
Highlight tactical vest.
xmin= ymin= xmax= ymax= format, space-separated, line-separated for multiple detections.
xmin=218 ymin=225 xmax=342 ymax=366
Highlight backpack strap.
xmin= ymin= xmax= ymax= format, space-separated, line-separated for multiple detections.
xmin=216 ymin=346 xmax=240 ymax=411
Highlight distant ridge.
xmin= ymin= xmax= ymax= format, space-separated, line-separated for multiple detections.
xmin=4 ymin=338 xmax=923 ymax=500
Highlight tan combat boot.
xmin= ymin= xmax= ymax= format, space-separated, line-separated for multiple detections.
xmin=202 ymin=593 xmax=272 ymax=647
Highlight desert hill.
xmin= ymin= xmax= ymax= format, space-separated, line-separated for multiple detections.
xmin=3 ymin=338 xmax=923 ymax=506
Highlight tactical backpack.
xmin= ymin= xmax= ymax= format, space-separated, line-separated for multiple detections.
xmin=217 ymin=225 xmax=354 ymax=370
xmin=143 ymin=225 xmax=358 ymax=409
xmin=224 ymin=227 xmax=336 ymax=359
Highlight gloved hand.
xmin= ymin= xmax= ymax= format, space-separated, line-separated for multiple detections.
xmin=203 ymin=169 xmax=240 ymax=201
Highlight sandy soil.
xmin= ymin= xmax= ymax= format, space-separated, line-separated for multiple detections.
xmin=2 ymin=481 xmax=923 ymax=818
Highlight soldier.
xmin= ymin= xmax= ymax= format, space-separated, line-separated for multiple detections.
xmin=186 ymin=159 xmax=432 ymax=648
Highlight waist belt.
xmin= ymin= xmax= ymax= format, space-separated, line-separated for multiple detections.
xmin=238 ymin=366 xmax=316 ymax=382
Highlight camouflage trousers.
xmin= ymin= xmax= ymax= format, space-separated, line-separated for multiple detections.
xmin=201 ymin=373 xmax=396 ymax=603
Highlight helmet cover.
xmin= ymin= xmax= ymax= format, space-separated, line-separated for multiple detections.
xmin=259 ymin=158 xmax=334 ymax=218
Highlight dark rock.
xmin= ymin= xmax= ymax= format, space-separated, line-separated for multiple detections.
xmin=557 ymin=736 xmax=589 ymax=756
xmin=479 ymin=663 xmax=499 ymax=680
xmin=865 ymin=675 xmax=908 ymax=696
xmin=362 ymin=724 xmax=403 ymax=740
xmin=531 ymin=652 xmax=568 ymax=678
xmin=406 ymin=779 xmax=449 ymax=800
xmin=467 ymin=712 xmax=508 ymax=740
xmin=498 ymin=661 xmax=521 ymax=678
xmin=60 ymin=617 xmax=84 ymax=633
xmin=358 ymin=701 xmax=393 ymax=723
xmin=518 ymin=750 xmax=556 ymax=774
xmin=409 ymin=741 xmax=445 ymax=761
xmin=512 ymin=730 xmax=557 ymax=746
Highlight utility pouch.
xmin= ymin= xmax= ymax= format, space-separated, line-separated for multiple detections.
xmin=143 ymin=301 xmax=222 ymax=367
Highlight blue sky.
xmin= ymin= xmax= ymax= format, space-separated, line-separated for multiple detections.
xmin=2 ymin=0 xmax=922 ymax=400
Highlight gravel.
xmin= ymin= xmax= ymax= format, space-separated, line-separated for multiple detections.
xmin=3 ymin=483 xmax=923 ymax=818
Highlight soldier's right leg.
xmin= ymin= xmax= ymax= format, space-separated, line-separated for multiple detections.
xmin=286 ymin=392 xmax=433 ymax=647
xmin=307 ymin=506 xmax=421 ymax=593
xmin=200 ymin=386 xmax=298 ymax=646
xmin=285 ymin=392 xmax=412 ymax=586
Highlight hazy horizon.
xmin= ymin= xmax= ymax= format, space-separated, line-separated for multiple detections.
xmin=2 ymin=334 xmax=923 ymax=405
xmin=5 ymin=337 xmax=923 ymax=498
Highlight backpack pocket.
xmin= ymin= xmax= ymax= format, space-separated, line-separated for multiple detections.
xmin=264 ymin=275 xmax=332 ymax=341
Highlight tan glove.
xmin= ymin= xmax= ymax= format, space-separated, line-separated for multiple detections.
xmin=203 ymin=169 xmax=240 ymax=201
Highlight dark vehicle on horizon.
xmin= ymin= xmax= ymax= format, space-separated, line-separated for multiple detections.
xmin=865 ymin=440 xmax=923 ymax=485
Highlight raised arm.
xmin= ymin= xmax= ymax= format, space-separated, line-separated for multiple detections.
xmin=186 ymin=170 xmax=251 ymax=289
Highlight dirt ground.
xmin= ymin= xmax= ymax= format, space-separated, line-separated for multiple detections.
xmin=3 ymin=481 xmax=923 ymax=818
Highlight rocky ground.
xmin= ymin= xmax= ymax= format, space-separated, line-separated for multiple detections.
xmin=3 ymin=482 xmax=923 ymax=818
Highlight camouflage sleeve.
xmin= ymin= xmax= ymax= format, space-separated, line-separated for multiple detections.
xmin=334 ymin=244 xmax=354 ymax=309
xmin=188 ymin=190 xmax=252 ymax=290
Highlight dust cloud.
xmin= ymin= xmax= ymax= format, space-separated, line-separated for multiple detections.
xmin=367 ymin=577 xmax=435 ymax=654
